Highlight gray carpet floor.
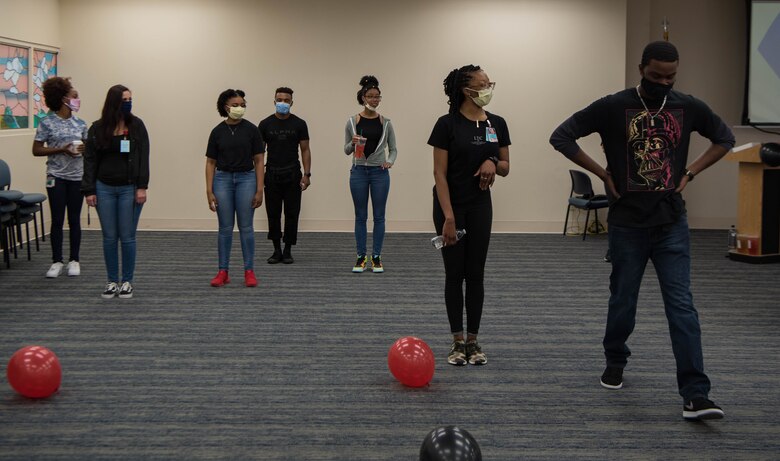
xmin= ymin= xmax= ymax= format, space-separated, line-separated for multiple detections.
xmin=1 ymin=229 xmax=779 ymax=460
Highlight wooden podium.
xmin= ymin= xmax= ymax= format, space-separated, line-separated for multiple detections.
xmin=727 ymin=143 xmax=780 ymax=263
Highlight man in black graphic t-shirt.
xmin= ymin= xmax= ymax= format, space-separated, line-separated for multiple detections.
xmin=550 ymin=41 xmax=734 ymax=421
xmin=258 ymin=87 xmax=312 ymax=264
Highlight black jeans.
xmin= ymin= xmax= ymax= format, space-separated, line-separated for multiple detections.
xmin=433 ymin=192 xmax=492 ymax=335
xmin=264 ymin=166 xmax=302 ymax=245
xmin=46 ymin=176 xmax=83 ymax=263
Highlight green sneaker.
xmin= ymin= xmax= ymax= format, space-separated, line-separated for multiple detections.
xmin=352 ymin=255 xmax=368 ymax=273
xmin=371 ymin=255 xmax=384 ymax=273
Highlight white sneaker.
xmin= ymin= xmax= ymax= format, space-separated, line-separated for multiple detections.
xmin=46 ymin=262 xmax=64 ymax=278
xmin=67 ymin=261 xmax=80 ymax=276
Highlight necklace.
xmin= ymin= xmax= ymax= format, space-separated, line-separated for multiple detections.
xmin=226 ymin=121 xmax=239 ymax=136
xmin=635 ymin=85 xmax=666 ymax=127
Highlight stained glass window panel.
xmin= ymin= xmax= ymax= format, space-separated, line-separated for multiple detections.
xmin=33 ymin=50 xmax=57 ymax=127
xmin=0 ymin=43 xmax=30 ymax=130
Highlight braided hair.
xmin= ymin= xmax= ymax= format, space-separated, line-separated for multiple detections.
xmin=443 ymin=64 xmax=481 ymax=114
xmin=356 ymin=75 xmax=380 ymax=105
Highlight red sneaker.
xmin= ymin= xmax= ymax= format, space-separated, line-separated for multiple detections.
xmin=244 ymin=270 xmax=258 ymax=287
xmin=210 ymin=270 xmax=230 ymax=287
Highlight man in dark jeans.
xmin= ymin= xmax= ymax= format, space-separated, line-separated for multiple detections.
xmin=550 ymin=41 xmax=734 ymax=421
xmin=258 ymin=87 xmax=312 ymax=264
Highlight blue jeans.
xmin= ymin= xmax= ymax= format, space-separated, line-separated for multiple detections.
xmin=95 ymin=180 xmax=143 ymax=283
xmin=349 ymin=165 xmax=390 ymax=256
xmin=605 ymin=215 xmax=711 ymax=401
xmin=213 ymin=170 xmax=256 ymax=271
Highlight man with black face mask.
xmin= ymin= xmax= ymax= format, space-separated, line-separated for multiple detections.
xmin=549 ymin=41 xmax=734 ymax=421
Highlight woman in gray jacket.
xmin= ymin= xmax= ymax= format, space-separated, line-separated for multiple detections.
xmin=344 ymin=75 xmax=397 ymax=273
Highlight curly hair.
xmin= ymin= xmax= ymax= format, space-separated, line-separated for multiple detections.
xmin=356 ymin=75 xmax=380 ymax=105
xmin=217 ymin=89 xmax=246 ymax=117
xmin=42 ymin=76 xmax=73 ymax=112
xmin=443 ymin=65 xmax=481 ymax=114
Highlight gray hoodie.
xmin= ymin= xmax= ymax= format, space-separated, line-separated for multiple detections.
xmin=343 ymin=114 xmax=398 ymax=167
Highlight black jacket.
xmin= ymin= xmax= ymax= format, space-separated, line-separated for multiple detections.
xmin=81 ymin=116 xmax=150 ymax=196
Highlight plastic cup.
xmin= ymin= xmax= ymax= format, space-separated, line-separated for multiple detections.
xmin=355 ymin=137 xmax=366 ymax=158
xmin=70 ymin=140 xmax=83 ymax=155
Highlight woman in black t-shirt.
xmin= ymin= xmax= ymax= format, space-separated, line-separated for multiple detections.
xmin=205 ymin=89 xmax=265 ymax=288
xmin=428 ymin=65 xmax=511 ymax=366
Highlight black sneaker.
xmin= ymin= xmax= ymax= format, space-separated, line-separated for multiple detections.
xmin=447 ymin=340 xmax=467 ymax=366
xmin=101 ymin=281 xmax=119 ymax=299
xmin=282 ymin=249 xmax=294 ymax=264
xmin=600 ymin=366 xmax=623 ymax=389
xmin=118 ymin=281 xmax=134 ymax=299
xmin=267 ymin=251 xmax=282 ymax=264
xmin=683 ymin=398 xmax=724 ymax=421
xmin=466 ymin=340 xmax=487 ymax=365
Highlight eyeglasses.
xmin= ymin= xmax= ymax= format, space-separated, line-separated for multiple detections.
xmin=469 ymin=82 xmax=496 ymax=91
xmin=364 ymin=95 xmax=382 ymax=101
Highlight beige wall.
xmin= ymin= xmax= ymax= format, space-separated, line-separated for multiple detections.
xmin=4 ymin=0 xmax=764 ymax=233
xmin=2 ymin=0 xmax=626 ymax=232
xmin=0 ymin=0 xmax=60 ymax=205
xmin=626 ymin=0 xmax=776 ymax=229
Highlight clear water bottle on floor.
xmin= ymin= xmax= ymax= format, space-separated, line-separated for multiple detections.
xmin=728 ymin=225 xmax=737 ymax=250
xmin=431 ymin=229 xmax=466 ymax=249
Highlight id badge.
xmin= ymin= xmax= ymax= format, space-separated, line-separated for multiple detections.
xmin=120 ymin=139 xmax=131 ymax=153
xmin=46 ymin=176 xmax=55 ymax=188
xmin=486 ymin=127 xmax=498 ymax=143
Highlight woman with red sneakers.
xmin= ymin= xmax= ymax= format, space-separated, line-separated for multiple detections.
xmin=205 ymin=89 xmax=265 ymax=288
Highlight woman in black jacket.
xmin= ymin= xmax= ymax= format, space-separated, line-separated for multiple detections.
xmin=82 ymin=84 xmax=150 ymax=299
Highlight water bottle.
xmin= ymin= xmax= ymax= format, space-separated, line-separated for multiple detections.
xmin=728 ymin=225 xmax=737 ymax=250
xmin=431 ymin=229 xmax=467 ymax=249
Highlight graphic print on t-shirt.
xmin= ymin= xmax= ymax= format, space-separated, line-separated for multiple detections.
xmin=626 ymin=108 xmax=682 ymax=191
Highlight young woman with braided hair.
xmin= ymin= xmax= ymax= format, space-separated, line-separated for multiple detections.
xmin=344 ymin=75 xmax=397 ymax=273
xmin=428 ymin=65 xmax=511 ymax=366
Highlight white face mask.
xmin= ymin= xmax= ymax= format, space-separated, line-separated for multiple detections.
xmin=364 ymin=103 xmax=379 ymax=112
xmin=468 ymin=88 xmax=493 ymax=107
xmin=227 ymin=106 xmax=246 ymax=120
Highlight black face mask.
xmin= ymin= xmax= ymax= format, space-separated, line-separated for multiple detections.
xmin=640 ymin=77 xmax=673 ymax=100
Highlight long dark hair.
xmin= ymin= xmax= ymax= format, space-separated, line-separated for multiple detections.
xmin=356 ymin=75 xmax=380 ymax=105
xmin=443 ymin=65 xmax=481 ymax=114
xmin=97 ymin=84 xmax=133 ymax=148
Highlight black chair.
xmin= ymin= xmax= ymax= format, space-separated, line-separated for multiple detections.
xmin=564 ymin=170 xmax=609 ymax=240
xmin=0 ymin=158 xmax=47 ymax=259
xmin=0 ymin=190 xmax=23 ymax=267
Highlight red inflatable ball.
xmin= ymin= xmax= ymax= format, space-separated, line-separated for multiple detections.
xmin=388 ymin=336 xmax=435 ymax=387
xmin=6 ymin=345 xmax=62 ymax=399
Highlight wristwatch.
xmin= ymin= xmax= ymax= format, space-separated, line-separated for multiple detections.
xmin=304 ymin=172 xmax=312 ymax=177
xmin=487 ymin=156 xmax=499 ymax=166
xmin=684 ymin=169 xmax=695 ymax=181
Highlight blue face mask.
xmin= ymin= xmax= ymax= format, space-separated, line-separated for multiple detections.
xmin=121 ymin=100 xmax=132 ymax=114
xmin=275 ymin=102 xmax=291 ymax=115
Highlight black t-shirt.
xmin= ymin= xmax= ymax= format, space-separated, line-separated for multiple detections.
xmin=356 ymin=116 xmax=383 ymax=158
xmin=206 ymin=119 xmax=264 ymax=172
xmin=258 ymin=114 xmax=309 ymax=168
xmin=428 ymin=111 xmax=511 ymax=205
xmin=549 ymin=88 xmax=735 ymax=227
